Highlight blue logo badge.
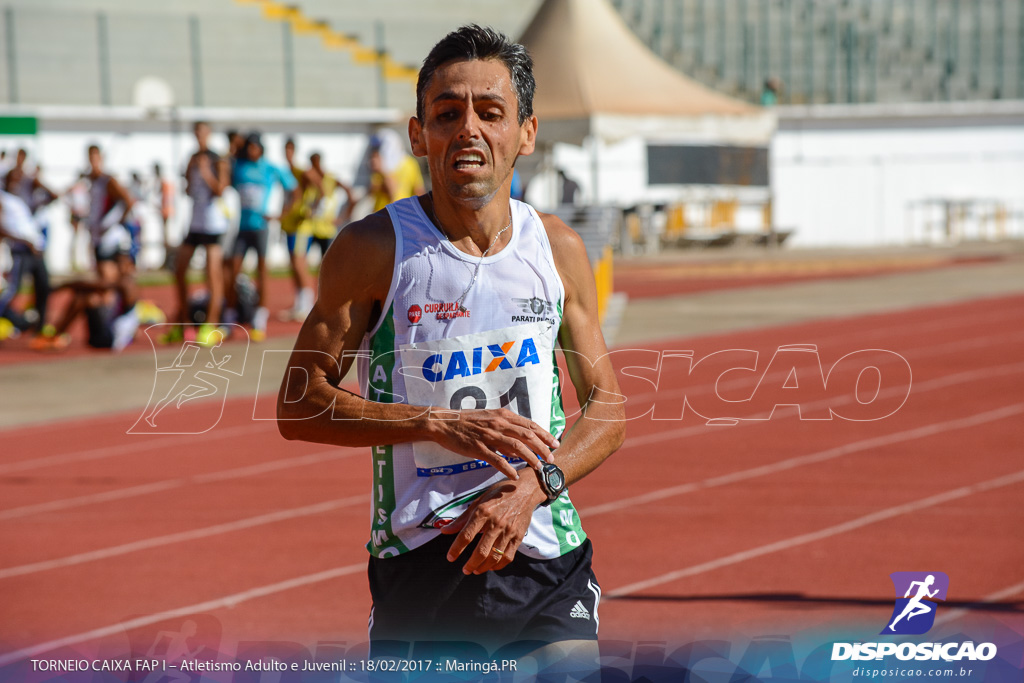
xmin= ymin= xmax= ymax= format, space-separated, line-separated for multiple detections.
xmin=881 ymin=571 xmax=949 ymax=635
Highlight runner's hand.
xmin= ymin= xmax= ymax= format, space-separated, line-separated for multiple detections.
xmin=442 ymin=476 xmax=548 ymax=574
xmin=428 ymin=407 xmax=558 ymax=479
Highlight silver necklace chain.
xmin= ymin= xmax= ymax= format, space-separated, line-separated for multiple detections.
xmin=429 ymin=193 xmax=512 ymax=312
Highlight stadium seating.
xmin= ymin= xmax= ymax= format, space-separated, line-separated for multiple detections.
xmin=0 ymin=0 xmax=1018 ymax=109
xmin=614 ymin=0 xmax=1023 ymax=104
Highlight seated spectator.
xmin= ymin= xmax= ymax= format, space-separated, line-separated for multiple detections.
xmin=0 ymin=169 xmax=51 ymax=341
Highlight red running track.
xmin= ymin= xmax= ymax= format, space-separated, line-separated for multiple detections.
xmin=0 ymin=293 xmax=1022 ymax=664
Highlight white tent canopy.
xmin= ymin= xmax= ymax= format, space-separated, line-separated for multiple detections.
xmin=519 ymin=0 xmax=776 ymax=146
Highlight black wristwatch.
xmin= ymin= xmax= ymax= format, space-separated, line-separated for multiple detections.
xmin=536 ymin=463 xmax=567 ymax=506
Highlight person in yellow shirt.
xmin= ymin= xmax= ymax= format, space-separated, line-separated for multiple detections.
xmin=281 ymin=152 xmax=352 ymax=321
xmin=281 ymin=137 xmax=316 ymax=320
xmin=303 ymin=152 xmax=352 ymax=252
xmin=367 ymin=129 xmax=425 ymax=212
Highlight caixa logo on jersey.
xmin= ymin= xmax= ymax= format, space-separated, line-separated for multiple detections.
xmin=419 ymin=337 xmax=542 ymax=383
xmin=831 ymin=572 xmax=998 ymax=663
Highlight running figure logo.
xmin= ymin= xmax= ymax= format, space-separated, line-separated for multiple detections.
xmin=881 ymin=571 xmax=949 ymax=635
xmin=129 ymin=324 xmax=248 ymax=434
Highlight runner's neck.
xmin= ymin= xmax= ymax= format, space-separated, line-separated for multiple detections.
xmin=424 ymin=191 xmax=514 ymax=257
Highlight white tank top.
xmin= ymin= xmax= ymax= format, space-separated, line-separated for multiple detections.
xmin=357 ymin=196 xmax=587 ymax=560
xmin=0 ymin=190 xmax=42 ymax=249
xmin=87 ymin=174 xmax=124 ymax=243
xmin=187 ymin=151 xmax=229 ymax=235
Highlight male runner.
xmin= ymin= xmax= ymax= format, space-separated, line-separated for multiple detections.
xmin=227 ymin=132 xmax=298 ymax=340
xmin=164 ymin=121 xmax=230 ymax=346
xmin=278 ymin=25 xmax=624 ymax=664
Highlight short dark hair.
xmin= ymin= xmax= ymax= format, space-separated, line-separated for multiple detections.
xmin=88 ymin=144 xmax=101 ymax=155
xmin=193 ymin=120 xmax=209 ymax=133
xmin=416 ymin=24 xmax=535 ymax=125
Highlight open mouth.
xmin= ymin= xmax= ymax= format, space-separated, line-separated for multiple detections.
xmin=452 ymin=150 xmax=486 ymax=171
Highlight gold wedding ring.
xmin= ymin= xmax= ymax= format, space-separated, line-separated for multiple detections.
xmin=491 ymin=548 xmax=505 ymax=561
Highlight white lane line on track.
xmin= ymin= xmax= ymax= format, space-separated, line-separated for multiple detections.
xmin=0 ymin=448 xmax=357 ymax=521
xmin=0 ymin=562 xmax=365 ymax=668
xmin=620 ymin=360 xmax=1024 ymax=451
xmin=4 ymin=312 xmax=1019 ymax=473
xmin=0 ymin=494 xmax=368 ymax=580
xmin=623 ymin=331 xmax=1024 ymax=410
xmin=0 ymin=422 xmax=278 ymax=475
xmin=582 ymin=402 xmax=1024 ymax=517
xmin=7 ymin=360 xmax=1019 ymax=523
xmin=608 ymin=467 xmax=1024 ymax=598
xmin=4 ymin=467 xmax=1021 ymax=667
xmin=933 ymin=578 xmax=1024 ymax=628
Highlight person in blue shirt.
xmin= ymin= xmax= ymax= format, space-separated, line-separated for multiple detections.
xmin=227 ymin=132 xmax=298 ymax=340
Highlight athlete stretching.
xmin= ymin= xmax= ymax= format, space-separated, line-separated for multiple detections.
xmin=278 ymin=25 xmax=624 ymax=667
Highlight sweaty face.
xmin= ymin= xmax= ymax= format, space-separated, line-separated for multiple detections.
xmin=412 ymin=58 xmax=535 ymax=206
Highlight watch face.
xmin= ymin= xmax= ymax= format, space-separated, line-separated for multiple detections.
xmin=546 ymin=467 xmax=565 ymax=492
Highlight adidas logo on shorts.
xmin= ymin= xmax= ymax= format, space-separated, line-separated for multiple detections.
xmin=570 ymin=600 xmax=590 ymax=620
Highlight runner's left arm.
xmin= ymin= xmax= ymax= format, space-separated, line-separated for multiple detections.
xmin=444 ymin=214 xmax=626 ymax=575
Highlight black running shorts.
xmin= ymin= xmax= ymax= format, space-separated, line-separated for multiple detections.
xmin=232 ymin=230 xmax=268 ymax=259
xmin=367 ymin=534 xmax=601 ymax=655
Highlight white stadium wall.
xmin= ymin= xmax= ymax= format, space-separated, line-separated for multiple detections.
xmin=771 ymin=102 xmax=1024 ymax=247
xmin=530 ymin=102 xmax=1024 ymax=248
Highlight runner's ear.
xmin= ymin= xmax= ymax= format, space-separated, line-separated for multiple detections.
xmin=517 ymin=115 xmax=538 ymax=158
xmin=408 ymin=117 xmax=426 ymax=158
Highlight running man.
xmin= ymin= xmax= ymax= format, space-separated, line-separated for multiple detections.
xmin=888 ymin=574 xmax=941 ymax=632
xmin=227 ymin=132 xmax=298 ymax=341
xmin=277 ymin=25 xmax=624 ymax=665
xmin=144 ymin=333 xmax=231 ymax=427
xmin=164 ymin=121 xmax=231 ymax=346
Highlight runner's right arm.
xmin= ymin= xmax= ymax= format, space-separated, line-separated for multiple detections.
xmin=277 ymin=212 xmax=558 ymax=479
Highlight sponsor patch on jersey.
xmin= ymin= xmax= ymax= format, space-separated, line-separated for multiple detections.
xmin=425 ymin=301 xmax=471 ymax=320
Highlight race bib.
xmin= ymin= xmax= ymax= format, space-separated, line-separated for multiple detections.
xmin=399 ymin=321 xmax=556 ymax=476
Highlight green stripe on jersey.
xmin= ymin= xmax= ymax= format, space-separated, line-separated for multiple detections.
xmin=366 ymin=304 xmax=409 ymax=558
xmin=550 ymin=298 xmax=585 ymax=554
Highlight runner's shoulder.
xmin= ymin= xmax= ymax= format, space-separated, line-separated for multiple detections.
xmin=319 ymin=208 xmax=395 ymax=297
xmin=536 ymin=211 xmax=587 ymax=258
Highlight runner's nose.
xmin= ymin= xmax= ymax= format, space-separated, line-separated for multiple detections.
xmin=456 ymin=110 xmax=482 ymax=141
